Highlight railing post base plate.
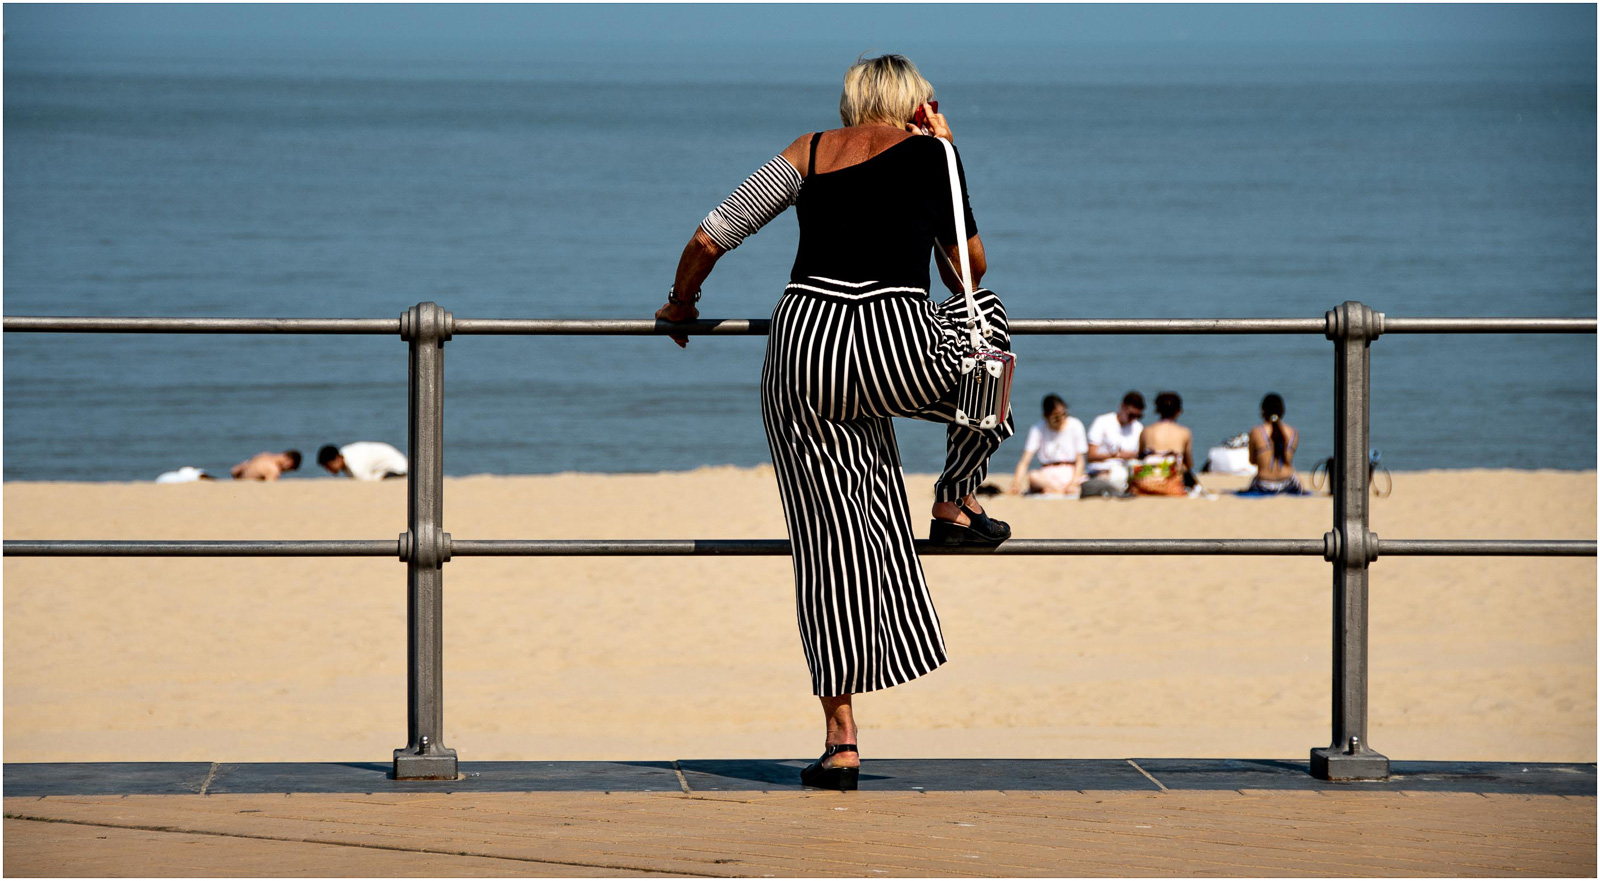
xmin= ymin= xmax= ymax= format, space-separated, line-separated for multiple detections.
xmin=1310 ymin=746 xmax=1390 ymax=781
xmin=393 ymin=747 xmax=459 ymax=781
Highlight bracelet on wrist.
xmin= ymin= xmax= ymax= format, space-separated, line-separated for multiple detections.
xmin=668 ymin=286 xmax=701 ymax=308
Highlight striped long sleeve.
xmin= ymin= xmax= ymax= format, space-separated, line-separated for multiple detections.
xmin=700 ymin=155 xmax=803 ymax=251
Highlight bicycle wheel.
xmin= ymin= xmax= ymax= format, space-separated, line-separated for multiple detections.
xmin=1371 ymin=464 xmax=1393 ymax=498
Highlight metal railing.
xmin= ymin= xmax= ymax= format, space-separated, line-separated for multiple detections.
xmin=4 ymin=301 xmax=1595 ymax=782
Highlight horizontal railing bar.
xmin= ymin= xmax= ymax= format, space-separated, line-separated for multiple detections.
xmin=4 ymin=538 xmax=1591 ymax=558
xmin=453 ymin=539 xmax=1330 ymax=556
xmin=452 ymin=318 xmax=1337 ymax=335
xmin=1 ymin=538 xmax=1325 ymax=557
xmin=455 ymin=318 xmax=769 ymax=335
xmin=7 ymin=316 xmax=1594 ymax=336
xmin=2 ymin=317 xmax=399 ymax=334
xmin=3 ymin=540 xmax=399 ymax=556
xmin=1006 ymin=318 xmax=1329 ymax=334
xmin=1382 ymin=317 xmax=1597 ymax=334
xmin=1378 ymin=539 xmax=1597 ymax=556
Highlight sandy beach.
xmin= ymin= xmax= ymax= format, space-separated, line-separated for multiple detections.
xmin=4 ymin=467 xmax=1593 ymax=765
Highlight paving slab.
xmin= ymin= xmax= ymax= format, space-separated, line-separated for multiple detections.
xmin=206 ymin=761 xmax=681 ymax=793
xmin=1385 ymin=761 xmax=1599 ymax=794
xmin=4 ymin=762 xmax=213 ymax=797
xmin=679 ymin=758 xmax=1160 ymax=791
xmin=1132 ymin=758 xmax=1598 ymax=794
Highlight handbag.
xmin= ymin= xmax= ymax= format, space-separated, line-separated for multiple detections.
xmin=936 ymin=137 xmax=1016 ymax=431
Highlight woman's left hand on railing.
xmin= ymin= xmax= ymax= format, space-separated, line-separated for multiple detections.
xmin=655 ymin=300 xmax=699 ymax=349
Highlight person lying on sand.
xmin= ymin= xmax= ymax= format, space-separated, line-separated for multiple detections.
xmin=230 ymin=450 xmax=301 ymax=481
xmin=317 ymin=441 xmax=408 ymax=481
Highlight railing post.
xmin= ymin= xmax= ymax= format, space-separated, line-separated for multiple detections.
xmin=393 ymin=301 xmax=458 ymax=780
xmin=1312 ymin=301 xmax=1390 ymax=781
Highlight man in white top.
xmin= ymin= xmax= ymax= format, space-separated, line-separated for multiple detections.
xmin=1008 ymin=394 xmax=1087 ymax=496
xmin=1081 ymin=390 xmax=1146 ymax=496
xmin=317 ymin=441 xmax=408 ymax=481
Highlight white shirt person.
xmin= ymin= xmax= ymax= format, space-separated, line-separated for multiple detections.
xmin=317 ymin=441 xmax=408 ymax=481
xmin=1008 ymin=395 xmax=1088 ymax=496
xmin=1082 ymin=392 xmax=1146 ymax=493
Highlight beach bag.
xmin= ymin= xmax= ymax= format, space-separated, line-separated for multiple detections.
xmin=1130 ymin=456 xmax=1186 ymax=496
xmin=937 ymin=137 xmax=1015 ymax=431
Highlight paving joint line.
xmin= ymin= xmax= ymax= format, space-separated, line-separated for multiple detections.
xmin=3 ymin=812 xmax=720 ymax=877
xmin=1124 ymin=760 xmax=1168 ymax=792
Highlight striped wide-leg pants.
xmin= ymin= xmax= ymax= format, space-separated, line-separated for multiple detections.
xmin=760 ymin=277 xmax=1015 ymax=696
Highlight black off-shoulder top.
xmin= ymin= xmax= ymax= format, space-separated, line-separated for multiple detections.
xmin=790 ymin=135 xmax=978 ymax=293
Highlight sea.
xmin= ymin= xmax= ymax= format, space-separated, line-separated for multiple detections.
xmin=4 ymin=44 xmax=1595 ymax=481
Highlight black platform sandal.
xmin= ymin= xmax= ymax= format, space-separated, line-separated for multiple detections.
xmin=800 ymin=743 xmax=860 ymax=791
xmin=928 ymin=502 xmax=1011 ymax=546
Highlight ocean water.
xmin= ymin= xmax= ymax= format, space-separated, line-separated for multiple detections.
xmin=4 ymin=47 xmax=1595 ymax=481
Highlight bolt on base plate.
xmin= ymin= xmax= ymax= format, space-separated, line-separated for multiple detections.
xmin=1311 ymin=746 xmax=1390 ymax=781
xmin=393 ymin=747 xmax=459 ymax=781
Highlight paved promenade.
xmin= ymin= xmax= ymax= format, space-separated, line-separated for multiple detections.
xmin=5 ymin=760 xmax=1594 ymax=877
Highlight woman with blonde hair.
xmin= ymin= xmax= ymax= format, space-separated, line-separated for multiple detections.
xmin=656 ymin=54 xmax=1013 ymax=790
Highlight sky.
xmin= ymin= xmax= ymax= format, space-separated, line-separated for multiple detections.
xmin=4 ymin=3 xmax=1594 ymax=57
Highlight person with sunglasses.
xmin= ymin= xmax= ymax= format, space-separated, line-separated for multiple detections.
xmin=1079 ymin=391 xmax=1146 ymax=497
xmin=1008 ymin=394 xmax=1087 ymax=496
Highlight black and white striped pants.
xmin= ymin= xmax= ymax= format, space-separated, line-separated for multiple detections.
xmin=760 ymin=277 xmax=1015 ymax=696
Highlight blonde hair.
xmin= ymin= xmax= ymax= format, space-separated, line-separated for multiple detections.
xmin=839 ymin=54 xmax=935 ymax=128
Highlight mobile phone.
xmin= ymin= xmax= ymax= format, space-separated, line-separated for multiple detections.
xmin=912 ymin=100 xmax=939 ymax=132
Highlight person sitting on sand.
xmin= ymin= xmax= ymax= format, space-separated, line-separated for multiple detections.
xmin=1130 ymin=391 xmax=1198 ymax=496
xmin=1080 ymin=391 xmax=1145 ymax=497
xmin=230 ymin=450 xmax=301 ymax=481
xmin=318 ymin=441 xmax=408 ymax=481
xmin=1008 ymin=394 xmax=1086 ymax=496
xmin=1244 ymin=392 xmax=1306 ymax=495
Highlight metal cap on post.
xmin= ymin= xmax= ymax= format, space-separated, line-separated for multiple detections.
xmin=394 ymin=302 xmax=459 ymax=780
xmin=1311 ymin=301 xmax=1390 ymax=781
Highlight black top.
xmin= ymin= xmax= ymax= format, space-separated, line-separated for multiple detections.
xmin=790 ymin=135 xmax=978 ymax=292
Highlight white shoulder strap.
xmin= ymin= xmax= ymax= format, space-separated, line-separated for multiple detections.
xmin=936 ymin=137 xmax=993 ymax=351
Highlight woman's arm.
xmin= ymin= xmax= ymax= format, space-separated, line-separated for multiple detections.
xmin=659 ymin=137 xmax=810 ymax=348
xmin=935 ymin=234 xmax=986 ymax=295
xmin=655 ymin=228 xmax=726 ymax=348
xmin=1246 ymin=425 xmax=1266 ymax=470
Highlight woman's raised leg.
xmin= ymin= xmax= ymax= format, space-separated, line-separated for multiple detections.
xmin=917 ymin=287 xmax=1017 ymax=521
